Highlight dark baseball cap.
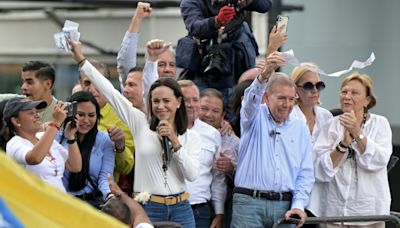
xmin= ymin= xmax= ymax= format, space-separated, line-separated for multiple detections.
xmin=2 ymin=97 xmax=47 ymax=123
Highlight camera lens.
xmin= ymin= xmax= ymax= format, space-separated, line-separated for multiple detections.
xmin=204 ymin=53 xmax=223 ymax=81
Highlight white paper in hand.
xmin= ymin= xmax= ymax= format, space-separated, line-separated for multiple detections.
xmin=53 ymin=20 xmax=80 ymax=52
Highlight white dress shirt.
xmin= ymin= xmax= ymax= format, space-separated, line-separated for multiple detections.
xmin=186 ymin=118 xmax=226 ymax=214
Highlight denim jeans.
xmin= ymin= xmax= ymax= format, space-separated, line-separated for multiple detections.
xmin=143 ymin=200 xmax=195 ymax=228
xmin=231 ymin=193 xmax=294 ymax=228
xmin=192 ymin=203 xmax=213 ymax=228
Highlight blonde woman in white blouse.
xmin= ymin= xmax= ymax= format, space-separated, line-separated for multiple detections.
xmin=309 ymin=72 xmax=392 ymax=228
xmin=291 ymin=62 xmax=333 ymax=144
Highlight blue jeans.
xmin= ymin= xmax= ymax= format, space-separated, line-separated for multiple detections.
xmin=143 ymin=200 xmax=195 ymax=228
xmin=231 ymin=193 xmax=294 ymax=228
xmin=192 ymin=203 xmax=213 ymax=228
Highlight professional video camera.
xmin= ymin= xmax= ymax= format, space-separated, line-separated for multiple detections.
xmin=202 ymin=44 xmax=231 ymax=82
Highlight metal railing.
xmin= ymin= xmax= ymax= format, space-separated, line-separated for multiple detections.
xmin=272 ymin=212 xmax=400 ymax=228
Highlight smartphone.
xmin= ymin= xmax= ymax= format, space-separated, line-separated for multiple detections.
xmin=65 ymin=101 xmax=77 ymax=128
xmin=276 ymin=15 xmax=289 ymax=33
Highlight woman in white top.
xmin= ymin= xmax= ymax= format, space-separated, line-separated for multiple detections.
xmin=291 ymin=62 xmax=333 ymax=143
xmin=69 ymin=40 xmax=200 ymax=226
xmin=310 ymin=72 xmax=392 ymax=228
xmin=3 ymin=97 xmax=81 ymax=192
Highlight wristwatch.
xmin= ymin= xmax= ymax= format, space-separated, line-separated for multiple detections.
xmin=355 ymin=133 xmax=365 ymax=142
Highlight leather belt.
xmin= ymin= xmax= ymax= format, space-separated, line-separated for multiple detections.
xmin=233 ymin=187 xmax=292 ymax=201
xmin=191 ymin=201 xmax=211 ymax=210
xmin=135 ymin=192 xmax=190 ymax=206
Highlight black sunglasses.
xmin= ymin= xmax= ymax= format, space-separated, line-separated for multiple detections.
xmin=297 ymin=81 xmax=326 ymax=92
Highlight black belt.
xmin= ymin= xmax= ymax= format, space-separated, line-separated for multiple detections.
xmin=191 ymin=201 xmax=211 ymax=210
xmin=233 ymin=187 xmax=292 ymax=201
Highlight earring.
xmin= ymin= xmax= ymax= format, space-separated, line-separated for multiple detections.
xmin=177 ymin=106 xmax=180 ymax=109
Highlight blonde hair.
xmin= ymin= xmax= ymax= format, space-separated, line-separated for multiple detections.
xmin=341 ymin=72 xmax=377 ymax=110
xmin=291 ymin=62 xmax=321 ymax=104
xmin=291 ymin=62 xmax=320 ymax=84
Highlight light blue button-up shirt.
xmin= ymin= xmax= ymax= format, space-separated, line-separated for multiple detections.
xmin=234 ymin=78 xmax=315 ymax=210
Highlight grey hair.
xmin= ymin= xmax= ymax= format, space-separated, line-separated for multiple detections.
xmin=266 ymin=72 xmax=296 ymax=94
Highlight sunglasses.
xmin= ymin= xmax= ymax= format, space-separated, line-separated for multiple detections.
xmin=297 ymin=81 xmax=326 ymax=92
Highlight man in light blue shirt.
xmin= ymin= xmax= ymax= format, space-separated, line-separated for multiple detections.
xmin=232 ymin=52 xmax=315 ymax=228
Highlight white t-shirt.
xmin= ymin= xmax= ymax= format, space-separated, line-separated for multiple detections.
xmin=6 ymin=133 xmax=68 ymax=192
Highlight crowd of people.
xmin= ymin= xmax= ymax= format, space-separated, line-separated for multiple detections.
xmin=0 ymin=1 xmax=394 ymax=228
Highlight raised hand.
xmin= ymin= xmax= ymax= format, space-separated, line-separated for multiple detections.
xmin=68 ymin=39 xmax=85 ymax=65
xmin=108 ymin=126 xmax=126 ymax=153
xmin=216 ymin=6 xmax=236 ymax=26
xmin=135 ymin=2 xmax=152 ymax=21
xmin=64 ymin=117 xmax=79 ymax=140
xmin=128 ymin=2 xmax=152 ymax=33
xmin=259 ymin=51 xmax=285 ymax=82
xmin=146 ymin=39 xmax=172 ymax=62
xmin=267 ymin=25 xmax=288 ymax=55
xmin=52 ymin=101 xmax=67 ymax=127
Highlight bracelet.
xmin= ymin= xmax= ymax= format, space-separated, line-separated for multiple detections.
xmin=336 ymin=141 xmax=349 ymax=154
xmin=48 ymin=121 xmax=60 ymax=131
xmin=78 ymin=58 xmax=87 ymax=66
xmin=67 ymin=138 xmax=77 ymax=144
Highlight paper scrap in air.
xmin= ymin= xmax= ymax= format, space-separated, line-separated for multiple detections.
xmin=282 ymin=49 xmax=375 ymax=77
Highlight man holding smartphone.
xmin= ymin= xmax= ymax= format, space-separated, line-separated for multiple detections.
xmin=231 ymin=52 xmax=314 ymax=228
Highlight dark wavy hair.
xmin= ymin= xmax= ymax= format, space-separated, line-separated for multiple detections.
xmin=0 ymin=99 xmax=12 ymax=151
xmin=61 ymin=91 xmax=102 ymax=192
xmin=148 ymin=78 xmax=188 ymax=135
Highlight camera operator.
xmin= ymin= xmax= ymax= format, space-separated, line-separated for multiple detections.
xmin=178 ymin=0 xmax=272 ymax=121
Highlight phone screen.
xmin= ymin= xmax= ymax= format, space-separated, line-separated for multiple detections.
xmin=276 ymin=15 xmax=289 ymax=33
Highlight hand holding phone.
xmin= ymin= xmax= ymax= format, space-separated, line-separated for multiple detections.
xmin=276 ymin=15 xmax=289 ymax=33
xmin=65 ymin=101 xmax=77 ymax=128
